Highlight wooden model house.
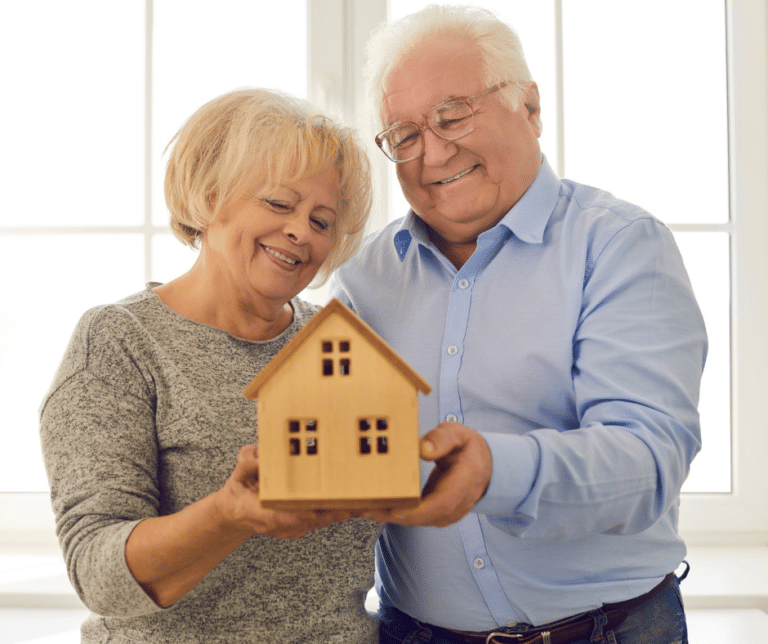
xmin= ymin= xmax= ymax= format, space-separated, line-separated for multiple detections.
xmin=242 ymin=299 xmax=431 ymax=510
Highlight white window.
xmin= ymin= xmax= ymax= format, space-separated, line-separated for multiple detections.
xmin=1 ymin=0 xmax=765 ymax=547
xmin=0 ymin=0 xmax=309 ymax=541
xmin=384 ymin=0 xmax=768 ymax=544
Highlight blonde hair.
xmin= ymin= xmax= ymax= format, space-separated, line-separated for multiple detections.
xmin=365 ymin=4 xmax=535 ymax=124
xmin=164 ymin=88 xmax=372 ymax=285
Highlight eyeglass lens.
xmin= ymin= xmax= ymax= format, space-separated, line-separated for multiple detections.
xmin=382 ymin=99 xmax=474 ymax=162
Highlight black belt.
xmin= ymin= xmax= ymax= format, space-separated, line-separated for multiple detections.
xmin=421 ymin=572 xmax=676 ymax=644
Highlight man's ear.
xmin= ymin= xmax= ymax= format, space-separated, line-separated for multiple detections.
xmin=525 ymin=82 xmax=542 ymax=138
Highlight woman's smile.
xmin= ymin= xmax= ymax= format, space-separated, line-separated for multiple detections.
xmin=261 ymin=243 xmax=301 ymax=267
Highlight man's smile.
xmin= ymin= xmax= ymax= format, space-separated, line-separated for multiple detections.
xmin=434 ymin=165 xmax=478 ymax=185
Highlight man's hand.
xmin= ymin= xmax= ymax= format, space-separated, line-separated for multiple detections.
xmin=365 ymin=422 xmax=492 ymax=527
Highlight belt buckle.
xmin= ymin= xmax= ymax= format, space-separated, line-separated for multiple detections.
xmin=485 ymin=631 xmax=552 ymax=644
xmin=485 ymin=633 xmax=523 ymax=644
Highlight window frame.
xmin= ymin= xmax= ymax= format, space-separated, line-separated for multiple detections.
xmin=1 ymin=0 xmax=766 ymax=549
xmin=677 ymin=0 xmax=768 ymax=545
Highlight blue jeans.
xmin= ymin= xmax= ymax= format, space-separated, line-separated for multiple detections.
xmin=379 ymin=577 xmax=688 ymax=644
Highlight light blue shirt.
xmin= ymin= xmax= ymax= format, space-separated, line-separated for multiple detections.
xmin=330 ymin=157 xmax=706 ymax=629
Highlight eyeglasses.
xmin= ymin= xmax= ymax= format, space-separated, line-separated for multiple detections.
xmin=375 ymin=82 xmax=509 ymax=163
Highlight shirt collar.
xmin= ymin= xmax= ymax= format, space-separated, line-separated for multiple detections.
xmin=392 ymin=156 xmax=561 ymax=261
xmin=393 ymin=212 xmax=426 ymax=261
xmin=496 ymin=155 xmax=561 ymax=244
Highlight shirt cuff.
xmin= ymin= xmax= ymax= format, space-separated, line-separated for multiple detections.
xmin=473 ymin=432 xmax=540 ymax=515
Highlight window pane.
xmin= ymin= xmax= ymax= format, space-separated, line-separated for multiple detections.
xmin=0 ymin=235 xmax=145 ymax=492
xmin=0 ymin=1 xmax=145 ymax=227
xmin=387 ymin=0 xmax=556 ymax=222
xmin=151 ymin=233 xmax=199 ymax=285
xmin=562 ymin=0 xmax=728 ymax=225
xmin=676 ymin=232 xmax=731 ymax=493
xmin=385 ymin=1 xmax=731 ymax=494
xmin=152 ymin=0 xmax=308 ymax=226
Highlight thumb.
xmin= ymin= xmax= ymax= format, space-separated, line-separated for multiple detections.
xmin=418 ymin=422 xmax=467 ymax=461
xmin=420 ymin=438 xmax=437 ymax=461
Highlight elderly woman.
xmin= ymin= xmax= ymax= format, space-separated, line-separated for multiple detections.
xmin=40 ymin=88 xmax=379 ymax=643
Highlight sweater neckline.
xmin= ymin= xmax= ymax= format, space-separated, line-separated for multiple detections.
xmin=143 ymin=282 xmax=302 ymax=345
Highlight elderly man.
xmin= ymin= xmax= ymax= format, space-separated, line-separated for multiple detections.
xmin=331 ymin=5 xmax=706 ymax=644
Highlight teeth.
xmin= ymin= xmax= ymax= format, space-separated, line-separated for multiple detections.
xmin=264 ymin=246 xmax=299 ymax=265
xmin=438 ymin=166 xmax=475 ymax=184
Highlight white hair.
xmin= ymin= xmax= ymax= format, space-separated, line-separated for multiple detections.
xmin=364 ymin=4 xmax=535 ymax=125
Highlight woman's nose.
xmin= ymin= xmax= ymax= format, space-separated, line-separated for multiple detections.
xmin=283 ymin=213 xmax=312 ymax=244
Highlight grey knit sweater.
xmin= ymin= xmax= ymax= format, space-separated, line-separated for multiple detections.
xmin=40 ymin=285 xmax=381 ymax=643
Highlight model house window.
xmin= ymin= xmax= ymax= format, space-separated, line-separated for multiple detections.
xmin=359 ymin=418 xmax=389 ymax=455
xmin=288 ymin=419 xmax=318 ymax=456
xmin=321 ymin=339 xmax=351 ymax=376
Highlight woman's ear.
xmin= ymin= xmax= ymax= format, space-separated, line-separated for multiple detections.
xmin=207 ymin=191 xmax=218 ymax=214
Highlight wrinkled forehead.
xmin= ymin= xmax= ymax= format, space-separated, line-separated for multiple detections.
xmin=382 ymin=40 xmax=485 ymax=125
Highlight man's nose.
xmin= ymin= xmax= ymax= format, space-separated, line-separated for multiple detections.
xmin=421 ymin=127 xmax=458 ymax=166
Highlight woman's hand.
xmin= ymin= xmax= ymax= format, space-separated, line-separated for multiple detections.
xmin=214 ymin=444 xmax=357 ymax=539
xmin=126 ymin=444 xmax=355 ymax=608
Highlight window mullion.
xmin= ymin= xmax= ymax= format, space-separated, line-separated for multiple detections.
xmin=144 ymin=0 xmax=154 ymax=283
xmin=679 ymin=0 xmax=768 ymax=545
xmin=553 ymin=0 xmax=565 ymax=177
xmin=308 ymin=0 xmax=389 ymax=232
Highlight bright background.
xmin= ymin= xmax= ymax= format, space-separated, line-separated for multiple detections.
xmin=0 ymin=1 xmax=734 ymax=505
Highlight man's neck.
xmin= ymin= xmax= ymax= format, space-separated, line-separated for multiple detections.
xmin=428 ymin=228 xmax=477 ymax=269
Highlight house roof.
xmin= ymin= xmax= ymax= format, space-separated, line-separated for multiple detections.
xmin=242 ymin=298 xmax=432 ymax=399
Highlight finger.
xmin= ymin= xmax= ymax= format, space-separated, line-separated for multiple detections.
xmin=317 ymin=510 xmax=357 ymax=523
xmin=363 ymin=509 xmax=398 ymax=523
xmin=418 ymin=422 xmax=471 ymax=461
xmin=237 ymin=444 xmax=259 ymax=462
xmin=367 ymin=427 xmax=492 ymax=527
xmin=371 ymin=483 xmax=473 ymax=527
xmin=235 ymin=445 xmax=260 ymax=473
xmin=232 ymin=446 xmax=261 ymax=488
xmin=362 ymin=487 xmax=461 ymax=525
xmin=363 ymin=504 xmax=444 ymax=526
xmin=271 ymin=509 xmax=355 ymax=534
xmin=263 ymin=510 xmax=324 ymax=538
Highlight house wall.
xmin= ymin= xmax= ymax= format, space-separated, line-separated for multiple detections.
xmin=257 ymin=315 xmax=422 ymax=508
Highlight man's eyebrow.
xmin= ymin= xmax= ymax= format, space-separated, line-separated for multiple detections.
xmin=384 ymin=94 xmax=467 ymax=125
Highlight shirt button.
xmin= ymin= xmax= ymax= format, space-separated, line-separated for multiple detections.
xmin=473 ymin=558 xmax=485 ymax=569
xmin=458 ymin=279 xmax=469 ymax=289
xmin=447 ymin=345 xmax=459 ymax=355
xmin=446 ymin=414 xmax=458 ymax=422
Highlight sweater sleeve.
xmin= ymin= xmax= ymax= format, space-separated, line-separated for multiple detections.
xmin=40 ymin=307 xmax=165 ymax=617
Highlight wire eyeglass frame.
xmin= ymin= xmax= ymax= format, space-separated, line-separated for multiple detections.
xmin=374 ymin=81 xmax=510 ymax=163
